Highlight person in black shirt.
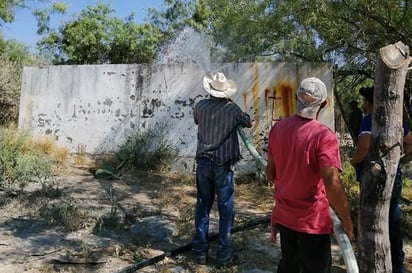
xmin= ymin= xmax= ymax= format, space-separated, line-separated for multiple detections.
xmin=348 ymin=100 xmax=363 ymax=143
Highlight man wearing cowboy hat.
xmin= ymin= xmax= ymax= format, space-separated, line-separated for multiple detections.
xmin=192 ymin=71 xmax=252 ymax=266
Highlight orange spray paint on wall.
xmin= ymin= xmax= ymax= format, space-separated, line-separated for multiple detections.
xmin=252 ymin=64 xmax=261 ymax=151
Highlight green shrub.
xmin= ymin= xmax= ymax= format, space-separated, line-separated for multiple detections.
xmin=93 ymin=121 xmax=179 ymax=179
xmin=0 ymin=125 xmax=55 ymax=192
xmin=340 ymin=161 xmax=360 ymax=235
xmin=120 ymin=121 xmax=179 ymax=172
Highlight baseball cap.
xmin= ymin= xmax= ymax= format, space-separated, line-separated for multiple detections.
xmin=296 ymin=77 xmax=328 ymax=119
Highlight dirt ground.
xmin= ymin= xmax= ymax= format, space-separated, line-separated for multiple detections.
xmin=1 ymin=163 xmax=412 ymax=273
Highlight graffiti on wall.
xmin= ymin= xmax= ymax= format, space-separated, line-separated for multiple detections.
xmin=19 ymin=63 xmax=334 ymax=172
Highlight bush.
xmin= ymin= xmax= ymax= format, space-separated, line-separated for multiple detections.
xmin=0 ymin=55 xmax=21 ymax=125
xmin=120 ymin=121 xmax=179 ymax=172
xmin=0 ymin=125 xmax=55 ymax=192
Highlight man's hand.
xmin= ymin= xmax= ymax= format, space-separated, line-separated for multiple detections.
xmin=340 ymin=216 xmax=354 ymax=241
xmin=270 ymin=221 xmax=278 ymax=243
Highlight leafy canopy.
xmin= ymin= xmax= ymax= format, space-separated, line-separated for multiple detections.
xmin=38 ymin=3 xmax=163 ymax=64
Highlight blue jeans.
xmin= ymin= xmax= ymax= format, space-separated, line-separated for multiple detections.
xmin=390 ymin=175 xmax=405 ymax=273
xmin=192 ymin=158 xmax=234 ymax=261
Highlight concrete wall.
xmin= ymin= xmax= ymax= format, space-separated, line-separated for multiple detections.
xmin=18 ymin=63 xmax=334 ymax=173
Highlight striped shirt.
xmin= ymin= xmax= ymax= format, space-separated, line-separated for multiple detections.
xmin=193 ymin=97 xmax=251 ymax=165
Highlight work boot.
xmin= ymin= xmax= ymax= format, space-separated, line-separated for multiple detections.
xmin=195 ymin=254 xmax=207 ymax=265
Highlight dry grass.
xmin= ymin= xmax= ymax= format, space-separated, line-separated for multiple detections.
xmin=1 ymin=125 xmax=69 ymax=165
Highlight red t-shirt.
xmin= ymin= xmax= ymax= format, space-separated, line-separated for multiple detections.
xmin=268 ymin=115 xmax=342 ymax=234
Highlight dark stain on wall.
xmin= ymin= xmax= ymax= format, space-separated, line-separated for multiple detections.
xmin=37 ymin=113 xmax=51 ymax=127
xmin=175 ymin=97 xmax=196 ymax=108
xmin=141 ymin=98 xmax=164 ymax=118
xmin=103 ymin=98 xmax=113 ymax=106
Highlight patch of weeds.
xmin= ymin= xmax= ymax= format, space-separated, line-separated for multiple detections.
xmin=402 ymin=177 xmax=412 ymax=203
xmin=71 ymin=143 xmax=95 ymax=168
xmin=340 ymin=144 xmax=356 ymax=164
xmin=340 ymin=161 xmax=360 ymax=235
xmin=21 ymin=133 xmax=69 ymax=165
xmin=93 ymin=206 xmax=124 ymax=234
xmin=0 ymin=124 xmax=56 ymax=193
xmin=14 ymin=152 xmax=55 ymax=191
xmin=235 ymin=173 xmax=266 ymax=185
xmin=73 ymin=153 xmax=87 ymax=166
xmin=51 ymin=146 xmax=70 ymax=164
xmin=121 ymin=121 xmax=179 ymax=172
xmin=39 ymin=264 xmax=55 ymax=273
xmin=176 ymin=205 xmax=194 ymax=237
xmin=175 ymin=172 xmax=195 ymax=186
xmin=40 ymin=199 xmax=88 ymax=232
xmin=93 ymin=121 xmax=179 ymax=179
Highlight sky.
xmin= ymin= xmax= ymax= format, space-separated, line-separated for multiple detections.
xmin=2 ymin=0 xmax=163 ymax=52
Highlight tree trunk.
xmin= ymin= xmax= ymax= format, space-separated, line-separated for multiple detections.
xmin=357 ymin=41 xmax=411 ymax=272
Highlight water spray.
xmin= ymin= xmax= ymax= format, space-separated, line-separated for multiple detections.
xmin=155 ymin=26 xmax=359 ymax=272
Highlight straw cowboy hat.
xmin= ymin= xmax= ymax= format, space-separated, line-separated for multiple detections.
xmin=203 ymin=72 xmax=237 ymax=98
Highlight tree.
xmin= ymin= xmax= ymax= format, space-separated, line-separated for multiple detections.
xmin=1 ymin=1 xmax=66 ymax=28
xmin=37 ymin=0 xmax=210 ymax=65
xmin=203 ymin=1 xmax=412 ymax=97
xmin=200 ymin=0 xmax=412 ymax=143
xmin=38 ymin=3 xmax=162 ymax=64
xmin=358 ymin=42 xmax=411 ymax=272
xmin=0 ymin=0 xmax=24 ymax=24
xmin=147 ymin=0 xmax=208 ymax=35
xmin=0 ymin=35 xmax=42 ymax=125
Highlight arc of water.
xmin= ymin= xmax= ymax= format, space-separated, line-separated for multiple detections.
xmin=155 ymin=26 xmax=358 ymax=271
xmin=237 ymin=126 xmax=359 ymax=273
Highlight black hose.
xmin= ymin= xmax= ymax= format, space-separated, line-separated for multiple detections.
xmin=113 ymin=215 xmax=270 ymax=273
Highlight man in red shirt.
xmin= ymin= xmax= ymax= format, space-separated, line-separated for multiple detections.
xmin=266 ymin=77 xmax=353 ymax=273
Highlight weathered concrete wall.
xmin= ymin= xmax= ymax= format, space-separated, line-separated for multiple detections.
xmin=19 ymin=63 xmax=334 ymax=173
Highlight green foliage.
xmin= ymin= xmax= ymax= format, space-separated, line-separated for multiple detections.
xmin=0 ymin=125 xmax=55 ymax=192
xmin=121 ymin=121 xmax=179 ymax=172
xmin=202 ymin=0 xmax=412 ymax=114
xmin=147 ymin=0 xmax=207 ymax=34
xmin=402 ymin=172 xmax=412 ymax=201
xmin=340 ymin=161 xmax=360 ymax=236
xmin=0 ymin=34 xmax=49 ymax=125
xmin=122 ymin=123 xmax=179 ymax=171
xmin=0 ymin=54 xmax=21 ymax=125
xmin=94 ymin=121 xmax=179 ymax=179
xmin=0 ymin=1 xmax=66 ymax=33
xmin=35 ymin=0 xmax=210 ymax=64
xmin=175 ymin=172 xmax=195 ymax=186
xmin=38 ymin=3 xmax=162 ymax=64
xmin=403 ymin=177 xmax=412 ymax=188
xmin=0 ymin=0 xmax=24 ymax=24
